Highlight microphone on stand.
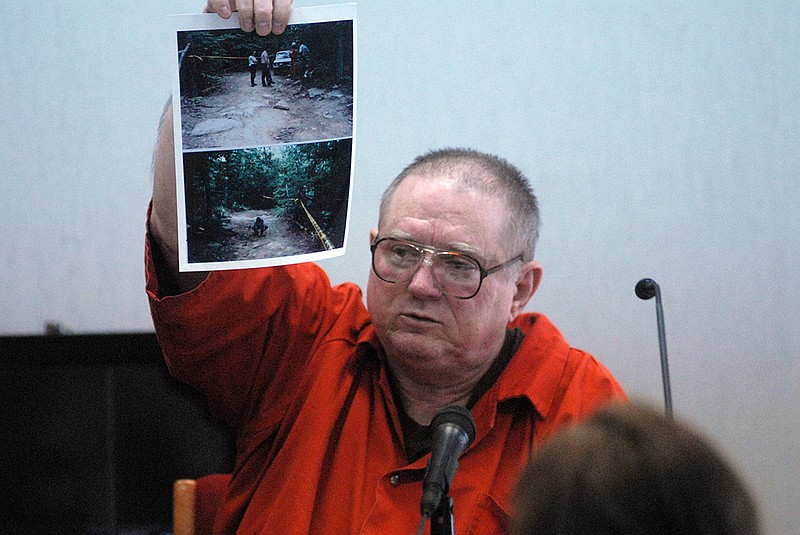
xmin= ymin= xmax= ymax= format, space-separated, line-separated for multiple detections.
xmin=636 ymin=278 xmax=673 ymax=417
xmin=417 ymin=405 xmax=476 ymax=535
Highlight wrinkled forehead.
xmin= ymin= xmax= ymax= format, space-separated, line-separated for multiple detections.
xmin=380 ymin=168 xmax=507 ymax=223
xmin=379 ymin=173 xmax=512 ymax=256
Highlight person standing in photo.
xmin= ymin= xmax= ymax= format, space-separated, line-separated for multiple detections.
xmin=298 ymin=41 xmax=310 ymax=79
xmin=248 ymin=51 xmax=259 ymax=86
xmin=289 ymin=41 xmax=299 ymax=79
xmin=260 ymin=49 xmax=274 ymax=86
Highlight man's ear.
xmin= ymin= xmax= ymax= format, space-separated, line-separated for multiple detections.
xmin=509 ymin=261 xmax=543 ymax=321
xmin=369 ymin=228 xmax=378 ymax=243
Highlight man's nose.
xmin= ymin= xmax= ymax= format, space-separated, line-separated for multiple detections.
xmin=406 ymin=254 xmax=443 ymax=298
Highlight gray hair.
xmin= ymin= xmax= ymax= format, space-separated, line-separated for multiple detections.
xmin=379 ymin=148 xmax=540 ymax=260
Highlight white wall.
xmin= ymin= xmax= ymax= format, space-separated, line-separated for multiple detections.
xmin=1 ymin=2 xmax=797 ymax=533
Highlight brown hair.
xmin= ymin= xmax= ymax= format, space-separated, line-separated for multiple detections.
xmin=513 ymin=402 xmax=760 ymax=535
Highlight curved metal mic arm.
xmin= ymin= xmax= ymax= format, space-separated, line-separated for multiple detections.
xmin=636 ymin=278 xmax=673 ymax=417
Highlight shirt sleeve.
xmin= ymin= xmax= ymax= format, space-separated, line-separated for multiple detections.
xmin=144 ymin=216 xmax=364 ymax=429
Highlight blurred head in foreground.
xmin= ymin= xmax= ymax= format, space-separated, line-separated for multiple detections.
xmin=513 ymin=402 xmax=759 ymax=535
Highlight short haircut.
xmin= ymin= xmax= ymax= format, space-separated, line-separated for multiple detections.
xmin=513 ymin=402 xmax=760 ymax=535
xmin=379 ymin=148 xmax=540 ymax=261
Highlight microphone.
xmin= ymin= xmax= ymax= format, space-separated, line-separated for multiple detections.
xmin=635 ymin=278 xmax=658 ymax=300
xmin=636 ymin=278 xmax=673 ymax=417
xmin=420 ymin=405 xmax=477 ymax=520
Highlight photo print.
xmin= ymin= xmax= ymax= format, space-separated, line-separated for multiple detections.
xmin=171 ymin=4 xmax=355 ymax=271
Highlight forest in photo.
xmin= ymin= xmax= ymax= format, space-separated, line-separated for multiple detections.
xmin=183 ymin=138 xmax=352 ymax=264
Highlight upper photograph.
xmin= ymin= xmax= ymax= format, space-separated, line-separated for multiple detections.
xmin=176 ymin=14 xmax=354 ymax=151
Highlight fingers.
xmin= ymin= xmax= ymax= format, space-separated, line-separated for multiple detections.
xmin=204 ymin=0 xmax=233 ymax=19
xmin=236 ymin=0 xmax=256 ymax=32
xmin=270 ymin=0 xmax=293 ymax=34
xmin=250 ymin=0 xmax=272 ymax=35
xmin=205 ymin=0 xmax=293 ymax=36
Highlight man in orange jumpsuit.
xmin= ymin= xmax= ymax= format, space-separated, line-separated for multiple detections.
xmin=148 ymin=2 xmax=626 ymax=533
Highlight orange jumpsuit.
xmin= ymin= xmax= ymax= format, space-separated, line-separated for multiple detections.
xmin=146 ymin=236 xmax=626 ymax=535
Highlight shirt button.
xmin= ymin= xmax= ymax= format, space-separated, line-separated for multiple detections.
xmin=389 ymin=474 xmax=401 ymax=487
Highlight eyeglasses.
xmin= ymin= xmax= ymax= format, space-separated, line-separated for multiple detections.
xmin=370 ymin=237 xmax=524 ymax=299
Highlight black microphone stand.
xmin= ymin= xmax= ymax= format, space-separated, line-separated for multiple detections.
xmin=430 ymin=496 xmax=454 ymax=535
xmin=636 ymin=278 xmax=673 ymax=418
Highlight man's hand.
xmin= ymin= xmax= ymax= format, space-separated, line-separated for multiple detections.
xmin=205 ymin=0 xmax=293 ymax=35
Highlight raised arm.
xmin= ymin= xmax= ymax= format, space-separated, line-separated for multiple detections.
xmin=149 ymin=1 xmax=293 ymax=295
xmin=149 ymin=101 xmax=208 ymax=294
